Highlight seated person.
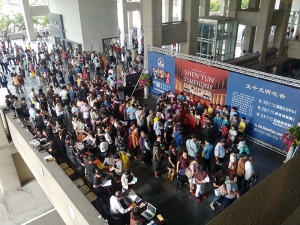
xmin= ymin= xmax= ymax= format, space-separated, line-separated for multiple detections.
xmin=103 ymin=152 xmax=114 ymax=166
xmin=295 ymin=34 xmax=299 ymax=40
xmin=130 ymin=207 xmax=146 ymax=225
xmin=110 ymin=191 xmax=134 ymax=220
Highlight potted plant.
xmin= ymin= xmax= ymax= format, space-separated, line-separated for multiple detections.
xmin=281 ymin=123 xmax=300 ymax=163
xmin=139 ymin=73 xmax=151 ymax=98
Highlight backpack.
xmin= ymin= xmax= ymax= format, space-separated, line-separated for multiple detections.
xmin=153 ymin=116 xmax=159 ymax=123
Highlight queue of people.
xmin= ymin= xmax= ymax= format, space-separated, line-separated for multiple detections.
xmin=1 ymin=39 xmax=257 ymax=224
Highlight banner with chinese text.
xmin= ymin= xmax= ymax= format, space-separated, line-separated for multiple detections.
xmin=174 ymin=59 xmax=229 ymax=107
xmin=148 ymin=51 xmax=175 ymax=96
xmin=226 ymin=72 xmax=300 ymax=148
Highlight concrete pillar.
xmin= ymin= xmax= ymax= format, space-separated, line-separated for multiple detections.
xmin=142 ymin=0 xmax=162 ymax=47
xmin=0 ymin=151 xmax=21 ymax=194
xmin=0 ymin=112 xmax=9 ymax=148
xmin=242 ymin=26 xmax=256 ymax=52
xmin=128 ymin=11 xmax=134 ymax=30
xmin=21 ymin=0 xmax=36 ymax=41
xmin=122 ymin=0 xmax=129 ymax=34
xmin=295 ymin=11 xmax=300 ymax=35
xmin=248 ymin=0 xmax=260 ymax=10
xmin=180 ymin=0 xmax=200 ymax=55
xmin=164 ymin=0 xmax=173 ymax=22
xmin=253 ymin=0 xmax=276 ymax=63
xmin=272 ymin=0 xmax=292 ymax=57
xmin=220 ymin=0 xmax=228 ymax=16
xmin=199 ymin=0 xmax=210 ymax=17
xmin=228 ymin=0 xmax=242 ymax=17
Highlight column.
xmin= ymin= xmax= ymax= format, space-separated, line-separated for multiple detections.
xmin=128 ymin=11 xmax=134 ymax=30
xmin=21 ymin=0 xmax=36 ymax=41
xmin=164 ymin=0 xmax=173 ymax=22
xmin=199 ymin=0 xmax=210 ymax=17
xmin=220 ymin=0 xmax=228 ymax=16
xmin=180 ymin=0 xmax=200 ymax=55
xmin=296 ymin=11 xmax=300 ymax=35
xmin=248 ymin=0 xmax=260 ymax=10
xmin=242 ymin=26 xmax=256 ymax=52
xmin=122 ymin=0 xmax=129 ymax=34
xmin=142 ymin=0 xmax=162 ymax=47
xmin=272 ymin=0 xmax=292 ymax=57
xmin=228 ymin=0 xmax=242 ymax=17
xmin=253 ymin=0 xmax=276 ymax=63
xmin=0 ymin=151 xmax=21 ymax=194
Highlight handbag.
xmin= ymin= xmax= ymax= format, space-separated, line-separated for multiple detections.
xmin=185 ymin=168 xmax=193 ymax=179
xmin=152 ymin=150 xmax=158 ymax=162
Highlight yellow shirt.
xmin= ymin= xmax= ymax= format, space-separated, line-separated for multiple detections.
xmin=208 ymin=108 xmax=214 ymax=116
xmin=77 ymin=78 xmax=82 ymax=87
xmin=28 ymin=45 xmax=32 ymax=51
xmin=238 ymin=121 xmax=246 ymax=133
xmin=12 ymin=77 xmax=19 ymax=85
xmin=120 ymin=151 xmax=130 ymax=170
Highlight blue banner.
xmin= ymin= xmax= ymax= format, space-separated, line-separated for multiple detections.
xmin=148 ymin=51 xmax=175 ymax=96
xmin=226 ymin=72 xmax=300 ymax=149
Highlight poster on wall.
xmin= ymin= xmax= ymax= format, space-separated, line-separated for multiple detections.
xmin=148 ymin=51 xmax=175 ymax=96
xmin=174 ymin=59 xmax=229 ymax=106
xmin=226 ymin=72 xmax=300 ymax=149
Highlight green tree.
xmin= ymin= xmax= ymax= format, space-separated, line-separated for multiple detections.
xmin=210 ymin=0 xmax=220 ymax=13
xmin=241 ymin=0 xmax=249 ymax=9
xmin=13 ymin=13 xmax=26 ymax=32
xmin=41 ymin=15 xmax=49 ymax=27
xmin=0 ymin=14 xmax=14 ymax=32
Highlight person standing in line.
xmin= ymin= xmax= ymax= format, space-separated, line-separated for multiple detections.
xmin=242 ymin=156 xmax=255 ymax=195
xmin=223 ymin=174 xmax=239 ymax=210
xmin=291 ymin=27 xmax=295 ymax=37
xmin=236 ymin=153 xmax=247 ymax=190
xmin=286 ymin=27 xmax=291 ymax=37
xmin=241 ymin=28 xmax=245 ymax=41
xmin=213 ymin=139 xmax=226 ymax=174
xmin=186 ymin=134 xmax=201 ymax=160
xmin=202 ymin=138 xmax=213 ymax=172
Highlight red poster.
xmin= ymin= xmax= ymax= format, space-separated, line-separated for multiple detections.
xmin=175 ymin=59 xmax=229 ymax=107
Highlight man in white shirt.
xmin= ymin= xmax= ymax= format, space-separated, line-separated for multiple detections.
xmin=213 ymin=139 xmax=226 ymax=174
xmin=59 ymin=86 xmax=69 ymax=106
xmin=80 ymin=102 xmax=90 ymax=123
xmin=55 ymin=102 xmax=64 ymax=125
xmin=110 ymin=191 xmax=134 ymax=218
xmin=243 ymin=156 xmax=254 ymax=194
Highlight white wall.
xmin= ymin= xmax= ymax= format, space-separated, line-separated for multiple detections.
xmin=47 ymin=0 xmax=83 ymax=45
xmin=78 ymin=0 xmax=119 ymax=52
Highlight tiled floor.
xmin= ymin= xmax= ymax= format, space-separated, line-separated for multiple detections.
xmin=4 ymin=39 xmax=286 ymax=225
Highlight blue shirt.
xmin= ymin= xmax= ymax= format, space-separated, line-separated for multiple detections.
xmin=196 ymin=105 xmax=202 ymax=114
xmin=203 ymin=143 xmax=213 ymax=160
xmin=69 ymin=90 xmax=77 ymax=98
xmin=107 ymin=74 xmax=115 ymax=82
xmin=177 ymin=94 xmax=185 ymax=102
xmin=174 ymin=131 xmax=184 ymax=148
xmin=124 ymin=107 xmax=130 ymax=120
xmin=127 ymin=106 xmax=137 ymax=120
xmin=213 ymin=117 xmax=222 ymax=131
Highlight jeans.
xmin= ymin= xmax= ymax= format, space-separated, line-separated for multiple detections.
xmin=223 ymin=197 xmax=234 ymax=210
xmin=212 ymin=194 xmax=221 ymax=204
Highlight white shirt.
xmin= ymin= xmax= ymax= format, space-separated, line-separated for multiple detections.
xmin=228 ymin=154 xmax=236 ymax=170
xmin=110 ymin=196 xmax=130 ymax=214
xmin=229 ymin=129 xmax=237 ymax=141
xmin=245 ymin=161 xmax=254 ymax=180
xmin=121 ymin=174 xmax=130 ymax=190
xmin=99 ymin=141 xmax=109 ymax=152
xmin=55 ymin=105 xmax=64 ymax=116
xmin=59 ymin=90 xmax=69 ymax=100
xmin=81 ymin=105 xmax=90 ymax=118
xmin=105 ymin=132 xmax=113 ymax=144
xmin=29 ymin=108 xmax=36 ymax=118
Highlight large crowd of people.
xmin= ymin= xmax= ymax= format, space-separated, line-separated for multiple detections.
xmin=0 ymin=37 xmax=256 ymax=225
